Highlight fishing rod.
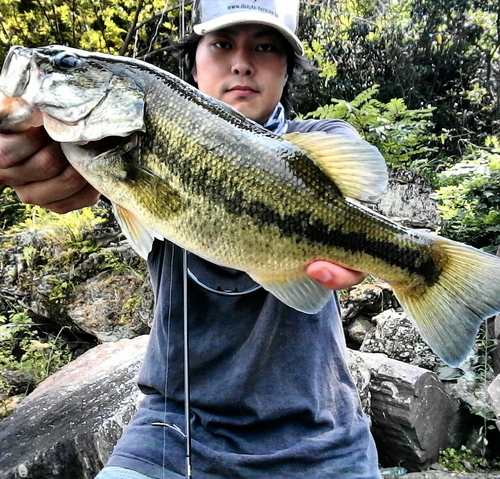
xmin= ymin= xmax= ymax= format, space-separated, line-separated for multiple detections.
xmin=151 ymin=4 xmax=192 ymax=478
xmin=179 ymin=5 xmax=193 ymax=479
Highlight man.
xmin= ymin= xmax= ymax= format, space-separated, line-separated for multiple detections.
xmin=0 ymin=1 xmax=382 ymax=477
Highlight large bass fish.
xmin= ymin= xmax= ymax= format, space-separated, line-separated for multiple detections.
xmin=1 ymin=45 xmax=499 ymax=367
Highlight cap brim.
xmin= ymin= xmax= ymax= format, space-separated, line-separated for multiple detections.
xmin=193 ymin=12 xmax=304 ymax=56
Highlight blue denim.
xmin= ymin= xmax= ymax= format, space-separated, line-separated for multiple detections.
xmin=95 ymin=467 xmax=155 ymax=479
xmin=95 ymin=466 xmax=183 ymax=479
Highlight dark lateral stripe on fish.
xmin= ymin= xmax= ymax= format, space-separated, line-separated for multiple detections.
xmin=254 ymin=202 xmax=441 ymax=284
xmin=182 ymin=171 xmax=442 ymax=285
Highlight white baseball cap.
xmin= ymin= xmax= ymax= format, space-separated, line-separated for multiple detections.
xmin=192 ymin=0 xmax=304 ymax=56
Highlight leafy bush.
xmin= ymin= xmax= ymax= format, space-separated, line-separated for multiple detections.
xmin=304 ymin=84 xmax=437 ymax=168
xmin=439 ymin=446 xmax=489 ymax=472
xmin=0 ymin=310 xmax=72 ymax=383
xmin=0 ymin=187 xmax=31 ymax=230
xmin=8 ymin=205 xmax=109 ymax=252
xmin=436 ymin=136 xmax=500 ymax=248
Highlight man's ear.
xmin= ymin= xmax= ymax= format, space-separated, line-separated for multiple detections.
xmin=189 ymin=58 xmax=197 ymax=82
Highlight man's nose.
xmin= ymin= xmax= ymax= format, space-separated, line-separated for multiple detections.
xmin=231 ymin=50 xmax=253 ymax=75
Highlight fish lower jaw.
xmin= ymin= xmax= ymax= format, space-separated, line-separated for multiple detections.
xmin=0 ymin=94 xmax=43 ymax=133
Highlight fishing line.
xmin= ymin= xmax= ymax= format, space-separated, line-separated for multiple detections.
xmin=149 ymin=244 xmax=176 ymax=479
xmin=150 ymin=245 xmax=189 ymax=479
xmin=178 ymin=3 xmax=193 ymax=478
xmin=182 ymin=248 xmax=193 ymax=479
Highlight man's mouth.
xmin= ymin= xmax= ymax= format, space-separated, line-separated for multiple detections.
xmin=227 ymin=85 xmax=257 ymax=93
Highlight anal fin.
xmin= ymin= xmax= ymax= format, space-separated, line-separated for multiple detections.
xmin=249 ymin=271 xmax=333 ymax=314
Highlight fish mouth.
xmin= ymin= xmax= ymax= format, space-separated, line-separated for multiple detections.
xmin=74 ymin=132 xmax=139 ymax=158
xmin=83 ymin=135 xmax=130 ymax=150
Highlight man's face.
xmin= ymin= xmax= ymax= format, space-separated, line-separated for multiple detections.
xmin=192 ymin=24 xmax=289 ymax=124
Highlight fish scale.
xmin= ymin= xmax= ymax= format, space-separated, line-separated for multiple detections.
xmin=1 ymin=44 xmax=500 ymax=366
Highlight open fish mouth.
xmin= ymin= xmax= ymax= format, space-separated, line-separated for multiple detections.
xmin=78 ymin=135 xmax=134 ymax=150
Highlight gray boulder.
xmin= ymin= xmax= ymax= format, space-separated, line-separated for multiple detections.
xmin=0 ymin=336 xmax=374 ymax=479
xmin=487 ymin=375 xmax=500 ymax=433
xmin=360 ymin=308 xmax=440 ymax=370
xmin=0 ymin=336 xmax=148 ymax=479
xmin=356 ymin=351 xmax=471 ymax=471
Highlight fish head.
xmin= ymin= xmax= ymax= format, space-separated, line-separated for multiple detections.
xmin=0 ymin=45 xmax=145 ymax=142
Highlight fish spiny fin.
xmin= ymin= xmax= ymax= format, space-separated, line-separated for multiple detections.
xmin=282 ymin=132 xmax=388 ymax=203
xmin=248 ymin=271 xmax=333 ymax=313
xmin=391 ymin=234 xmax=500 ymax=367
xmin=112 ymin=203 xmax=163 ymax=260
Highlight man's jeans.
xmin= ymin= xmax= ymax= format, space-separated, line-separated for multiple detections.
xmin=95 ymin=466 xmax=183 ymax=479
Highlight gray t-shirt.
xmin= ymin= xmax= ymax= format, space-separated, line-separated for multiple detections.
xmin=107 ymin=118 xmax=381 ymax=478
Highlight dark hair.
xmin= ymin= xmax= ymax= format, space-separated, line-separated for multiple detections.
xmin=169 ymin=32 xmax=312 ymax=118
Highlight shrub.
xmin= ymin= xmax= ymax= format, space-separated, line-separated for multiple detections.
xmin=436 ymin=136 xmax=500 ymax=248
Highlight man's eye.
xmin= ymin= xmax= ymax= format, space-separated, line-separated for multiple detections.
xmin=256 ymin=44 xmax=277 ymax=52
xmin=214 ymin=41 xmax=232 ymax=49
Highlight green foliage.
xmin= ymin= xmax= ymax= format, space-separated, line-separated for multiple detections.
xmin=47 ymin=278 xmax=74 ymax=304
xmin=474 ymin=325 xmax=498 ymax=388
xmin=304 ymin=85 xmax=436 ymax=167
xmin=469 ymin=325 xmax=499 ymax=457
xmin=0 ymin=0 xmax=188 ymax=77
xmin=439 ymin=446 xmax=489 ymax=472
xmin=436 ymin=136 xmax=500 ymax=248
xmin=9 ymin=206 xmax=107 ymax=251
xmin=0 ymin=187 xmax=31 ymax=231
xmin=116 ymin=295 xmax=141 ymax=325
xmin=296 ymin=0 xmax=500 ymax=160
xmin=0 ymin=0 xmax=181 ymax=58
xmin=0 ymin=310 xmax=72 ymax=383
xmin=101 ymin=249 xmax=144 ymax=278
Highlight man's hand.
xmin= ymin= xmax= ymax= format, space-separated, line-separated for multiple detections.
xmin=0 ymin=127 xmax=100 ymax=213
xmin=307 ymin=261 xmax=366 ymax=290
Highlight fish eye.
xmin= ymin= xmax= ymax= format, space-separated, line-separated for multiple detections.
xmin=52 ymin=52 xmax=80 ymax=70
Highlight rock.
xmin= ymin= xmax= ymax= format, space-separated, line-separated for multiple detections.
xmin=487 ymin=375 xmax=500 ymax=431
xmin=25 ymin=245 xmax=154 ymax=342
xmin=0 ymin=370 xmax=37 ymax=396
xmin=360 ymin=309 xmax=440 ymax=370
xmin=402 ymin=473 xmax=500 ymax=478
xmin=340 ymin=280 xmax=396 ymax=321
xmin=354 ymin=351 xmax=471 ymax=472
xmin=446 ymin=373 xmax=496 ymax=424
xmin=491 ymin=315 xmax=500 ymax=375
xmin=0 ymin=336 xmax=148 ymax=479
xmin=66 ymin=270 xmax=153 ymax=342
xmin=348 ymin=316 xmax=376 ymax=344
xmin=374 ymin=166 xmax=442 ymax=230
xmin=347 ymin=349 xmax=372 ymax=416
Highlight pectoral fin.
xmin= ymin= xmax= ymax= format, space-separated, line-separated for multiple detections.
xmin=110 ymin=165 xmax=185 ymax=259
xmin=249 ymin=271 xmax=333 ymax=313
xmin=282 ymin=132 xmax=388 ymax=203
xmin=113 ymin=203 xmax=164 ymax=260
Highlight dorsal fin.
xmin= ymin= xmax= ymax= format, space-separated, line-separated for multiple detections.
xmin=282 ymin=132 xmax=388 ymax=203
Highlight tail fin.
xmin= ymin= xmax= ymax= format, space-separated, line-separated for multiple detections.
xmin=392 ymin=236 xmax=500 ymax=367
